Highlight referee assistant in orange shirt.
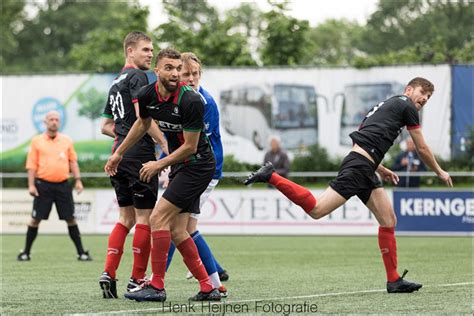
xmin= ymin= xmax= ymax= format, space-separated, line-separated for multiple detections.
xmin=17 ymin=111 xmax=92 ymax=261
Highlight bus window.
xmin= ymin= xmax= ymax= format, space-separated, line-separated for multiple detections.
xmin=273 ymin=85 xmax=317 ymax=129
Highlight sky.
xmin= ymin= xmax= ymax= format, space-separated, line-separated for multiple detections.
xmin=140 ymin=0 xmax=379 ymax=29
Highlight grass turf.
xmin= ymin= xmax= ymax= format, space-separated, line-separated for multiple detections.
xmin=1 ymin=234 xmax=472 ymax=315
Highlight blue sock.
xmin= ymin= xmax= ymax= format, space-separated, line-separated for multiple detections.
xmin=165 ymin=242 xmax=175 ymax=271
xmin=191 ymin=230 xmax=217 ymax=275
xmin=214 ymin=256 xmax=225 ymax=274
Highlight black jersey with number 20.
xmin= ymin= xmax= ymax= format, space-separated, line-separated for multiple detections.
xmin=103 ymin=67 xmax=155 ymax=159
xmin=137 ymin=81 xmax=214 ymax=168
xmin=349 ymin=95 xmax=420 ymax=165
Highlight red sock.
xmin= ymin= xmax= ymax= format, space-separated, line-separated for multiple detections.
xmin=150 ymin=230 xmax=171 ymax=289
xmin=269 ymin=173 xmax=317 ymax=213
xmin=378 ymin=227 xmax=400 ymax=282
xmin=104 ymin=222 xmax=129 ymax=279
xmin=131 ymin=224 xmax=151 ymax=280
xmin=177 ymin=237 xmax=213 ymax=293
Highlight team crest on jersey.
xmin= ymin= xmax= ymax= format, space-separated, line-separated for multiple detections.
xmin=398 ymin=96 xmax=408 ymax=101
xmin=171 ymin=106 xmax=180 ymax=117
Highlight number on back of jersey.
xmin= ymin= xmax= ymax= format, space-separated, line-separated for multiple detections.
xmin=366 ymin=101 xmax=384 ymax=118
xmin=110 ymin=92 xmax=125 ymax=120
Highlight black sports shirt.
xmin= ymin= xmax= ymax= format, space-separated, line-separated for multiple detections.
xmin=102 ymin=66 xmax=155 ymax=159
xmin=137 ymin=81 xmax=214 ymax=167
xmin=349 ymin=95 xmax=420 ymax=165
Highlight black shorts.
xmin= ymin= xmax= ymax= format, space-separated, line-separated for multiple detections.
xmin=32 ymin=179 xmax=75 ymax=220
xmin=110 ymin=157 xmax=158 ymax=209
xmin=329 ymin=151 xmax=383 ymax=204
xmin=162 ymin=162 xmax=215 ymax=214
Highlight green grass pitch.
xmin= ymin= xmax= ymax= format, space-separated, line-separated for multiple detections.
xmin=1 ymin=235 xmax=472 ymax=315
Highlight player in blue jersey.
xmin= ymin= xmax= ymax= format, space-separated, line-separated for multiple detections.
xmin=164 ymin=52 xmax=228 ymax=297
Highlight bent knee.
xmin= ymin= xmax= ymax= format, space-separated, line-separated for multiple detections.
xmin=380 ymin=214 xmax=397 ymax=228
xmin=119 ymin=216 xmax=135 ymax=230
xmin=170 ymin=228 xmax=188 ymax=244
xmin=308 ymin=206 xmax=323 ymax=220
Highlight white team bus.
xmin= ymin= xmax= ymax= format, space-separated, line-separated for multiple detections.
xmin=334 ymin=82 xmax=405 ymax=146
xmin=220 ymin=83 xmax=327 ymax=151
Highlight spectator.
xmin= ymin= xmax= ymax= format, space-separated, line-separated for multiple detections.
xmin=392 ymin=137 xmax=426 ymax=187
xmin=264 ymin=136 xmax=290 ymax=178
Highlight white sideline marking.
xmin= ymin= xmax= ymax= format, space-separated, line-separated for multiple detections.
xmin=67 ymin=282 xmax=474 ymax=316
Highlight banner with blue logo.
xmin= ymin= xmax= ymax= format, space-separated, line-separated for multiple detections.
xmin=393 ymin=190 xmax=474 ymax=233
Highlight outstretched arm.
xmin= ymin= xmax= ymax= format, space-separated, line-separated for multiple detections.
xmin=409 ymin=128 xmax=453 ymax=187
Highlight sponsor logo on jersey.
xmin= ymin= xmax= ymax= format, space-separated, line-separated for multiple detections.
xmin=158 ymin=121 xmax=182 ymax=131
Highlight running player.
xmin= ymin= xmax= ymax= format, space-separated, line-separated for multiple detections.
xmin=105 ymin=48 xmax=220 ymax=302
xmin=99 ymin=31 xmax=167 ymax=299
xmin=245 ymin=77 xmax=453 ymax=293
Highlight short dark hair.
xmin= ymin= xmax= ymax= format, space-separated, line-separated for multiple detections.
xmin=181 ymin=52 xmax=202 ymax=72
xmin=407 ymin=77 xmax=435 ymax=94
xmin=123 ymin=31 xmax=151 ymax=56
xmin=155 ymin=48 xmax=181 ymax=67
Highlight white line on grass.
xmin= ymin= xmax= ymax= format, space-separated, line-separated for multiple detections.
xmin=67 ymin=282 xmax=474 ymax=316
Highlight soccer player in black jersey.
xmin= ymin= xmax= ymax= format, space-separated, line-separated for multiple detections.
xmin=245 ymin=77 xmax=453 ymax=293
xmin=99 ymin=32 xmax=167 ymax=299
xmin=105 ymin=48 xmax=220 ymax=302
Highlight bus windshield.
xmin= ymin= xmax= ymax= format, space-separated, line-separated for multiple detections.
xmin=273 ymin=85 xmax=317 ymax=129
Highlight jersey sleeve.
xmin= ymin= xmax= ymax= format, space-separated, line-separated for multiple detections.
xmin=403 ymin=103 xmax=420 ymax=130
xmin=206 ymin=97 xmax=220 ymax=135
xmin=138 ymin=85 xmax=152 ymax=119
xmin=25 ymin=137 xmax=39 ymax=170
xmin=102 ymin=91 xmax=113 ymax=119
xmin=66 ymin=137 xmax=78 ymax=162
xmin=129 ymin=71 xmax=149 ymax=103
xmin=182 ymin=93 xmax=204 ymax=132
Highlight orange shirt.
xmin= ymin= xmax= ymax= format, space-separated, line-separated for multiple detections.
xmin=25 ymin=133 xmax=78 ymax=183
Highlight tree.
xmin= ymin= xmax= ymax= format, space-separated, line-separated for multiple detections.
xmin=259 ymin=2 xmax=314 ymax=66
xmin=9 ymin=0 xmax=148 ymax=73
xmin=69 ymin=3 xmax=149 ymax=72
xmin=153 ymin=0 xmax=257 ymax=66
xmin=225 ymin=2 xmax=265 ymax=65
xmin=308 ymin=19 xmax=364 ymax=66
xmin=0 ymin=0 xmax=26 ymax=72
xmin=358 ymin=0 xmax=474 ymax=65
xmin=77 ymin=87 xmax=106 ymax=140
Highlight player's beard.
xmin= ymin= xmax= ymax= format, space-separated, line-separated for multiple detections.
xmin=160 ymin=76 xmax=179 ymax=93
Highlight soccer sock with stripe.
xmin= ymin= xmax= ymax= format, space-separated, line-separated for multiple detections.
xmin=176 ymin=237 xmax=214 ymax=293
xmin=24 ymin=226 xmax=38 ymax=254
xmin=378 ymin=226 xmax=400 ymax=282
xmin=268 ymin=173 xmax=317 ymax=213
xmin=131 ymin=224 xmax=151 ymax=280
xmin=67 ymin=224 xmax=85 ymax=255
xmin=150 ymin=230 xmax=171 ymax=289
xmin=191 ymin=230 xmax=221 ymax=288
xmin=104 ymin=222 xmax=129 ymax=279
